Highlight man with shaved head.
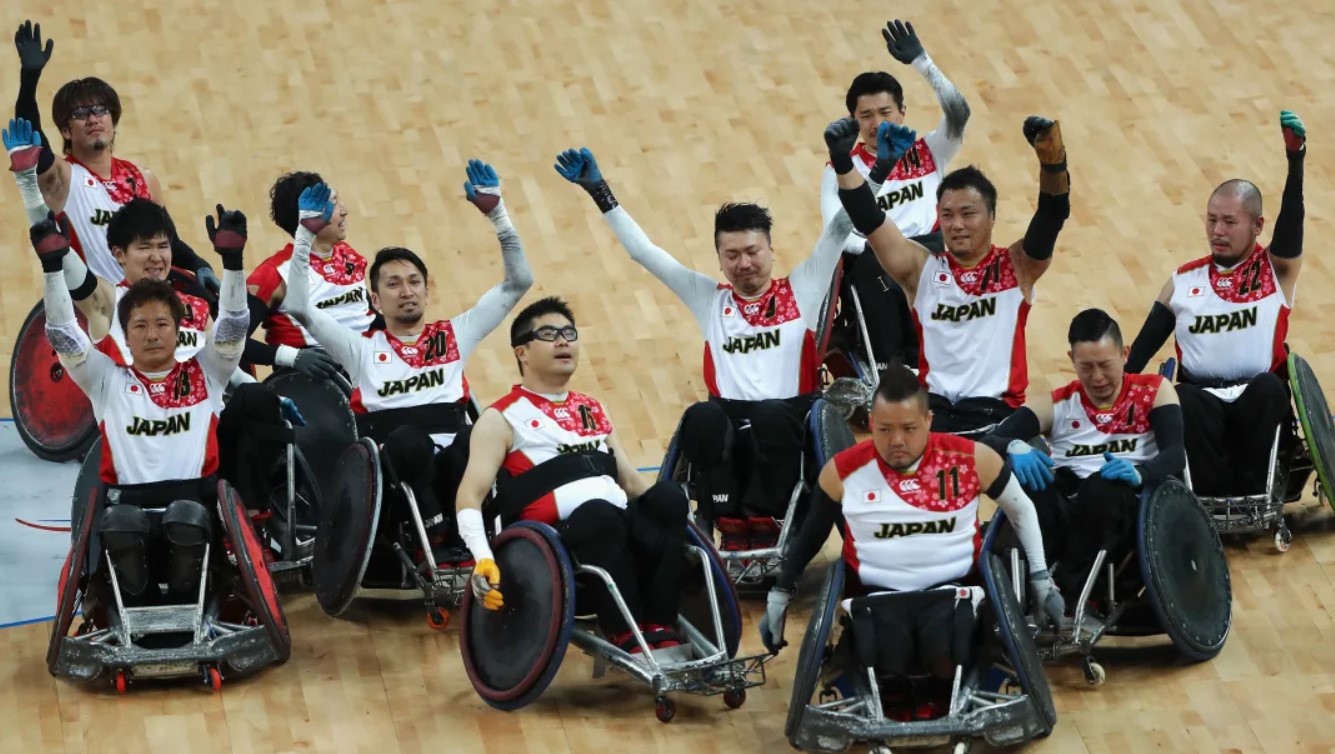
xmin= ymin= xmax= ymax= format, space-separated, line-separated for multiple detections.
xmin=1125 ymin=111 xmax=1307 ymax=496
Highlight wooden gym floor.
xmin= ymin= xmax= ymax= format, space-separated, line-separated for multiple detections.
xmin=2 ymin=0 xmax=1334 ymax=751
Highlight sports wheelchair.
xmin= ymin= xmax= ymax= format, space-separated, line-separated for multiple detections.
xmin=1159 ymin=352 xmax=1335 ymax=552
xmin=983 ymin=478 xmax=1232 ymax=687
xmin=656 ymin=397 xmax=854 ymax=589
xmin=784 ymin=556 xmax=1055 ymax=754
xmin=49 ymin=474 xmax=290 ymax=693
xmin=457 ymin=516 xmax=767 ymax=723
xmin=310 ymin=398 xmax=482 ymax=630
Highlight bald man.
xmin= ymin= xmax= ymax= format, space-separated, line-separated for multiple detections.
xmin=1125 ymin=111 xmax=1306 ymax=497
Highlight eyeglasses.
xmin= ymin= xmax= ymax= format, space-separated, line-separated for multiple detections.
xmin=513 ymin=325 xmax=578 ymax=345
xmin=69 ymin=104 xmax=111 ymax=121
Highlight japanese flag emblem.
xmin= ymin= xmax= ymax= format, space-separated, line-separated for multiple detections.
xmin=934 ymin=271 xmax=951 ymax=286
xmin=1188 ymin=286 xmax=1204 ymax=297
xmin=864 ymin=490 xmax=881 ymax=503
xmin=374 ymin=351 xmax=392 ymax=364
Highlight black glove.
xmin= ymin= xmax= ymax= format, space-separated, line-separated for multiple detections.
xmin=292 ymin=348 xmax=343 ymax=380
xmin=881 ymin=19 xmax=925 ymax=65
xmin=30 ymin=210 xmax=69 ymax=272
xmin=205 ymin=203 xmax=247 ymax=270
xmin=824 ymin=117 xmax=860 ymax=174
xmin=14 ymin=21 xmax=53 ymax=73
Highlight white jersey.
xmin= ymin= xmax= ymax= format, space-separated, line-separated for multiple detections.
xmin=247 ymin=242 xmax=374 ymax=348
xmin=836 ymin=434 xmax=982 ymax=592
xmin=95 ymin=359 xmax=223 ymax=486
xmin=349 ymin=320 xmax=470 ymax=447
xmin=1169 ymin=245 xmax=1290 ymax=387
xmin=914 ymin=244 xmax=1030 ymax=406
xmin=850 ymin=140 xmax=944 ymax=239
xmin=1049 ymin=374 xmax=1163 ymax=479
xmin=96 ymin=282 xmax=211 ymax=366
xmin=62 ymin=157 xmax=154 ymax=285
xmin=703 ymin=278 xmax=818 ymax=400
xmin=493 ymin=386 xmax=625 ymax=525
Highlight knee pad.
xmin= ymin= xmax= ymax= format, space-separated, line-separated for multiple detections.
xmin=678 ymin=402 xmax=734 ymax=464
xmin=98 ymin=504 xmax=150 ymax=596
xmin=163 ymin=500 xmax=213 ymax=547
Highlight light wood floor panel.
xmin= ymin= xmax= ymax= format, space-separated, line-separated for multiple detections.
xmin=1 ymin=0 xmax=1334 ymax=751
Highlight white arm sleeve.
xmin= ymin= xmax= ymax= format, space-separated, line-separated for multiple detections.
xmin=602 ymin=206 xmax=718 ymax=335
xmin=788 ymin=209 xmax=856 ymax=321
xmin=197 ymin=267 xmax=248 ymax=386
xmin=914 ymin=54 xmax=970 ymax=173
xmin=453 ymin=201 xmax=534 ymax=359
xmin=992 ymin=470 xmax=1049 ymax=575
xmin=286 ymin=227 xmax=368 ymax=384
xmin=821 ymin=165 xmax=869 ymax=255
xmin=42 ymin=270 xmax=112 ymax=410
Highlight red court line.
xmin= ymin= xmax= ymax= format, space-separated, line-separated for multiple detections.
xmin=14 ymin=518 xmax=71 ymax=532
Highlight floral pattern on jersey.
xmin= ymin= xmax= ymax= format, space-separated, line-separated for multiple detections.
xmin=721 ymin=278 xmax=802 ymax=327
xmin=128 ymin=359 xmax=209 ymax=409
xmin=69 ymin=156 xmax=152 ymax=205
xmin=936 ymin=244 xmax=1018 ymax=297
xmin=1204 ymin=244 xmax=1278 ymax=304
xmin=875 ymin=439 xmax=981 ymax=513
xmin=520 ymin=389 xmax=614 ymax=436
xmin=310 ymin=242 xmax=369 ymax=286
xmin=851 ymin=139 xmax=939 ymax=181
xmin=377 ymin=320 xmax=460 ymax=367
xmin=1057 ymin=375 xmax=1159 ymax=434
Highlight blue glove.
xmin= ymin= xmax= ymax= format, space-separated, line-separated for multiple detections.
xmin=868 ymin=122 xmax=917 ymax=184
xmin=463 ymin=158 xmax=501 ymax=215
xmin=278 ymin=397 xmax=306 ymax=427
xmin=297 ymin=183 xmax=335 ymax=235
xmin=1007 ymin=439 xmax=1055 ymax=491
xmin=4 ymin=117 xmax=42 ymax=173
xmin=1098 ymin=451 xmax=1142 ymax=487
xmin=553 ymin=147 xmax=604 ymax=188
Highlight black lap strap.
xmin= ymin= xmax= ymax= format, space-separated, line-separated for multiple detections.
xmin=491 ymin=451 xmax=618 ymax=523
xmin=356 ymin=402 xmax=467 ymax=444
xmin=108 ymin=476 xmax=217 ymax=509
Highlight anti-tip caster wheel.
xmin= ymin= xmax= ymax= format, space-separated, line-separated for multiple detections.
xmin=113 ymin=669 xmax=128 ymax=695
xmin=723 ymin=688 xmax=746 ymax=709
xmin=206 ymin=666 xmax=222 ymax=693
xmin=1275 ymin=525 xmax=1293 ymax=553
xmin=870 ymin=745 xmax=893 ymax=754
xmin=1082 ymin=658 xmax=1106 ymax=687
xmin=952 ymin=741 xmax=972 ymax=754
xmin=655 ymin=696 xmax=676 ymax=723
xmin=426 ymin=607 xmax=450 ymax=631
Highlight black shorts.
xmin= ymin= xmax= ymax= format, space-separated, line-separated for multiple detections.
xmin=845 ymin=587 xmax=979 ymax=677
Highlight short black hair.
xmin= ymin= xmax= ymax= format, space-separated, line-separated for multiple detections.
xmin=1211 ymin=179 xmax=1264 ymax=219
xmin=510 ymin=296 xmax=576 ymax=374
xmin=713 ymin=202 xmax=773 ymax=248
xmin=1068 ymin=308 xmax=1123 ymax=349
xmin=106 ymin=198 xmax=177 ymax=252
xmin=845 ymin=71 xmax=904 ymax=114
xmin=369 ymin=247 xmax=429 ymax=290
xmin=937 ymin=165 xmax=998 ymax=215
xmin=269 ymin=171 xmax=324 ymax=237
xmin=117 ymin=278 xmax=184 ymax=335
xmin=51 ymin=77 xmax=122 ymax=155
xmin=874 ymin=363 xmax=928 ymax=412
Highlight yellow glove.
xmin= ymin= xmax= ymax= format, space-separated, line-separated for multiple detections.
xmin=471 ymin=559 xmax=504 ymax=611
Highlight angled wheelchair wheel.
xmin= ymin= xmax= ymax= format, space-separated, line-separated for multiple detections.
xmin=981 ymin=552 xmax=1056 ymax=734
xmin=1289 ymin=353 xmax=1335 ymax=513
xmin=785 ymin=560 xmax=845 ymax=746
xmin=263 ymin=370 xmax=359 ymax=507
xmin=48 ymin=479 xmax=102 ymax=675
xmin=218 ymin=480 xmax=291 ymax=665
xmin=70 ymin=442 xmax=103 ymax=545
xmin=10 ymin=300 xmax=98 ymax=462
xmin=459 ymin=521 xmax=576 ymax=711
xmin=679 ymin=520 xmax=743 ymax=658
xmin=1138 ymin=479 xmax=1231 ymax=661
xmin=808 ymin=398 xmax=856 ymax=470
xmin=813 ymin=255 xmax=847 ymax=362
xmin=312 ymin=438 xmax=383 ymax=617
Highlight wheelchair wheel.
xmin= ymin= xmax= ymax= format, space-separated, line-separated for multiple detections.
xmin=263 ymin=370 xmax=359 ymax=508
xmin=1288 ymin=353 xmax=1335 ymax=513
xmin=312 ymin=438 xmax=383 ymax=616
xmin=980 ymin=552 xmax=1056 ymax=733
xmin=809 ymin=398 xmax=856 ymax=470
xmin=785 ymin=560 xmax=845 ymax=746
xmin=218 ymin=480 xmax=291 ymax=666
xmin=9 ymin=300 xmax=98 ymax=462
xmin=679 ymin=520 xmax=743 ymax=658
xmin=459 ymin=521 xmax=576 ymax=711
xmin=48 ymin=480 xmax=102 ymax=675
xmin=70 ymin=442 xmax=102 ymax=544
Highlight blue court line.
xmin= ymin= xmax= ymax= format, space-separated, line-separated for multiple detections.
xmin=0 ymin=614 xmax=56 ymax=630
xmin=636 ymin=466 xmax=661 ymax=473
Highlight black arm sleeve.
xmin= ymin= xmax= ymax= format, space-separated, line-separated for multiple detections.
xmin=984 ymin=461 xmax=1015 ymax=499
xmin=775 ymin=487 xmax=842 ymax=592
xmin=241 ymin=294 xmax=277 ymax=366
xmin=1267 ymin=150 xmax=1305 ymax=260
xmin=1020 ymin=191 xmax=1070 ymax=261
xmin=1125 ymin=301 xmax=1175 ymax=374
xmin=1139 ymin=404 xmax=1186 ymax=487
xmin=15 ymin=68 xmax=54 ymax=174
xmin=978 ymin=406 xmax=1042 ymax=455
xmin=838 ymin=182 xmax=887 ymax=237
xmin=171 ymin=237 xmax=212 ymax=274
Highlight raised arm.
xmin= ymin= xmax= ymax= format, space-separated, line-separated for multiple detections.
xmin=31 ymin=214 xmax=113 ymax=405
xmin=195 ymin=205 xmax=249 ymax=386
xmin=455 ymin=408 xmax=514 ymax=611
xmin=555 ymin=147 xmax=718 ymax=334
xmin=789 ymin=200 xmax=855 ymax=319
xmin=284 ymin=183 xmax=368 ymax=383
xmin=450 ymin=160 xmax=534 ymax=357
xmin=819 ymin=165 xmax=868 ymax=256
xmin=1267 ymin=110 xmax=1306 ymax=302
xmin=881 ymin=20 xmax=970 ymax=169
xmin=12 ymin=21 xmax=68 ymax=209
xmin=1124 ymin=277 xmax=1176 ymax=374
xmin=1007 ymin=116 xmax=1071 ymax=294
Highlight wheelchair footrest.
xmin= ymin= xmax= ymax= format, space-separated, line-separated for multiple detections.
xmin=657 ymin=652 xmax=769 ymax=696
xmin=123 ymin=605 xmax=199 ymax=636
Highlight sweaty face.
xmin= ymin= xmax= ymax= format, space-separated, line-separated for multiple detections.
xmin=1070 ymin=336 xmax=1128 ymax=406
xmin=516 ymin=313 xmax=580 ymax=379
xmin=937 ymin=188 xmax=995 ymax=262
xmin=1204 ymin=193 xmax=1263 ymax=265
xmin=114 ymin=233 xmax=172 ymax=283
xmin=319 ymin=188 xmax=349 ymax=244
xmin=60 ymin=103 xmax=115 ymax=155
xmin=869 ymin=395 xmax=932 ymax=472
xmin=716 ymin=230 xmax=774 ymax=297
xmin=853 ymin=92 xmax=906 ymax=147
xmin=371 ymin=260 xmax=429 ymax=327
xmin=124 ymin=299 xmax=179 ymax=372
